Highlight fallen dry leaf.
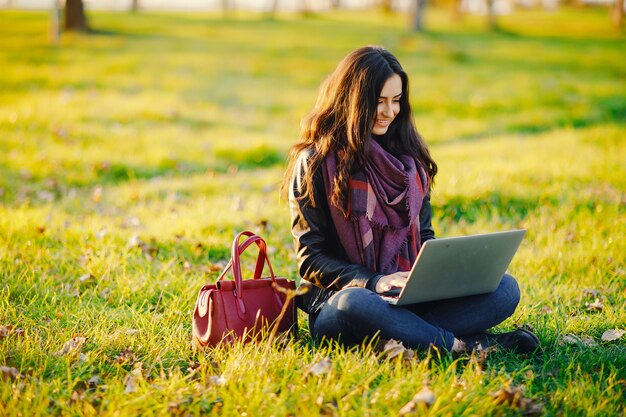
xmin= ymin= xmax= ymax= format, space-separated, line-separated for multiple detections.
xmin=559 ymin=333 xmax=598 ymax=347
xmin=99 ymin=288 xmax=112 ymax=299
xmin=585 ymin=298 xmax=604 ymax=312
xmin=560 ymin=333 xmax=582 ymax=346
xmin=379 ymin=339 xmax=415 ymax=361
xmin=305 ymin=357 xmax=332 ymax=377
xmin=316 ymin=395 xmax=338 ymax=416
xmin=127 ymin=234 xmax=143 ymax=248
xmin=69 ymin=389 xmax=85 ymax=406
xmin=140 ymin=239 xmax=159 ymax=261
xmin=78 ymin=273 xmax=96 ymax=284
xmin=63 ymin=283 xmax=79 ymax=298
xmin=540 ymin=305 xmax=553 ymax=314
xmin=205 ymin=263 xmax=223 ymax=273
xmin=124 ymin=363 xmax=143 ymax=393
xmin=55 ymin=336 xmax=87 ymax=357
xmin=168 ymin=397 xmax=191 ymax=415
xmin=87 ymin=374 xmax=101 ymax=389
xmin=0 ymin=366 xmax=20 ymax=380
xmin=114 ymin=347 xmax=136 ymax=365
xmin=580 ymin=335 xmax=598 ymax=348
xmin=121 ymin=216 xmax=141 ymax=229
xmin=124 ymin=375 xmax=138 ymax=393
xmin=491 ymin=385 xmax=544 ymax=416
xmin=601 ymin=329 xmax=625 ymax=342
xmin=398 ymin=399 xmax=416 ymax=415
xmin=0 ymin=325 xmax=11 ymax=338
xmin=398 ymin=385 xmax=436 ymax=415
xmin=186 ymin=361 xmax=202 ymax=374
xmin=521 ymin=399 xmax=545 ymax=416
xmin=206 ymin=375 xmax=227 ymax=386
xmin=413 ymin=386 xmax=436 ymax=407
xmin=582 ymin=289 xmax=601 ymax=298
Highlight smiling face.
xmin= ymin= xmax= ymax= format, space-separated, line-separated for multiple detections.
xmin=372 ymin=73 xmax=402 ymax=136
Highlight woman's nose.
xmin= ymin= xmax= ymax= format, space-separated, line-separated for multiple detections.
xmin=381 ymin=103 xmax=394 ymax=117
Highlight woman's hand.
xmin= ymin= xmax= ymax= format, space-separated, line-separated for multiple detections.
xmin=375 ymin=271 xmax=409 ymax=294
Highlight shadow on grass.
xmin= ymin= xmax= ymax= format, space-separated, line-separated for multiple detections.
xmin=214 ymin=144 xmax=285 ymax=171
xmin=420 ymin=26 xmax=626 ymax=49
xmin=429 ymin=94 xmax=626 ymax=147
xmin=0 ymin=144 xmax=285 ymax=206
xmin=433 ymin=192 xmax=559 ymax=224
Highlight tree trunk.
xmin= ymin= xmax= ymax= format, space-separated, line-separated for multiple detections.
xmin=451 ymin=0 xmax=464 ymax=23
xmin=51 ymin=0 xmax=60 ymax=44
xmin=64 ymin=0 xmax=89 ymax=31
xmin=381 ymin=0 xmax=393 ymax=13
xmin=269 ymin=0 xmax=279 ymax=14
xmin=486 ymin=0 xmax=497 ymax=30
xmin=614 ymin=0 xmax=624 ymax=30
xmin=412 ymin=0 xmax=427 ymax=31
xmin=130 ymin=0 xmax=140 ymax=12
xmin=330 ymin=0 xmax=341 ymax=9
xmin=300 ymin=0 xmax=310 ymax=14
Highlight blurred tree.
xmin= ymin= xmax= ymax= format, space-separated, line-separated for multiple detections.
xmin=486 ymin=0 xmax=497 ymax=30
xmin=221 ymin=0 xmax=232 ymax=14
xmin=300 ymin=0 xmax=311 ymax=14
xmin=51 ymin=0 xmax=60 ymax=44
xmin=614 ymin=0 xmax=624 ymax=30
xmin=330 ymin=0 xmax=342 ymax=9
xmin=412 ymin=0 xmax=427 ymax=30
xmin=270 ymin=0 xmax=279 ymax=13
xmin=446 ymin=0 xmax=464 ymax=23
xmin=64 ymin=0 xmax=89 ymax=31
xmin=131 ymin=0 xmax=140 ymax=12
xmin=381 ymin=0 xmax=394 ymax=12
xmin=268 ymin=1 xmax=311 ymax=17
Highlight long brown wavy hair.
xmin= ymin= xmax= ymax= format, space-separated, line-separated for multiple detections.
xmin=282 ymin=46 xmax=437 ymax=212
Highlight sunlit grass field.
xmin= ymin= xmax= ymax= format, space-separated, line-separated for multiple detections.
xmin=1 ymin=7 xmax=625 ymax=416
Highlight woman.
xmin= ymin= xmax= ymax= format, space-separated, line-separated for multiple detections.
xmin=283 ymin=46 xmax=539 ymax=353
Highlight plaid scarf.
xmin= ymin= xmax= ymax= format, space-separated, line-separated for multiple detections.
xmin=323 ymin=140 xmax=429 ymax=274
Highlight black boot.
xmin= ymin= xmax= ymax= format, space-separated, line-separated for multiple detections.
xmin=462 ymin=328 xmax=540 ymax=354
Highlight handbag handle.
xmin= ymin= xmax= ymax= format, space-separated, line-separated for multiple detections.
xmin=216 ymin=233 xmax=272 ymax=284
xmin=231 ymin=231 xmax=276 ymax=283
xmin=215 ymin=231 xmax=279 ymax=318
xmin=231 ymin=232 xmax=276 ymax=296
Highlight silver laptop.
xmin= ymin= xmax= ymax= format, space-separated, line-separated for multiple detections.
xmin=383 ymin=229 xmax=526 ymax=305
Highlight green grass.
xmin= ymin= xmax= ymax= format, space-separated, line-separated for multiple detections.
xmin=1 ymin=7 xmax=625 ymax=416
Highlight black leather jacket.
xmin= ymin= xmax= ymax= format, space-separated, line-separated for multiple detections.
xmin=289 ymin=152 xmax=436 ymax=314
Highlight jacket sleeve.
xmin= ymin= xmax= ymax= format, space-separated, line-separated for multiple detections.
xmin=419 ymin=192 xmax=436 ymax=243
xmin=289 ymin=153 xmax=382 ymax=292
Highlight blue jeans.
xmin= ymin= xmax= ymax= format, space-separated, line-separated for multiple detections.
xmin=309 ymin=274 xmax=520 ymax=350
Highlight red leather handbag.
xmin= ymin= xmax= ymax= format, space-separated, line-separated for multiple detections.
xmin=192 ymin=231 xmax=297 ymax=347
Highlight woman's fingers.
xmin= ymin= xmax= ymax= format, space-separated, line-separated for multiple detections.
xmin=376 ymin=271 xmax=410 ymax=293
xmin=389 ymin=272 xmax=409 ymax=286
